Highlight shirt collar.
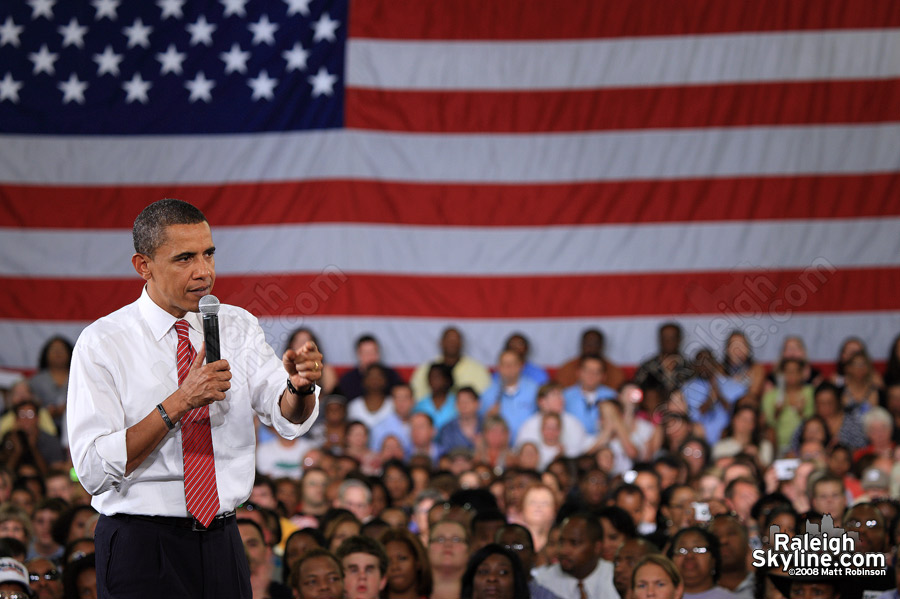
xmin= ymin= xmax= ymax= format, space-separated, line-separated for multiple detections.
xmin=137 ymin=286 xmax=203 ymax=341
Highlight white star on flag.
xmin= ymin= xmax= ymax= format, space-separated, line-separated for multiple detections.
xmin=221 ymin=0 xmax=249 ymax=18
xmin=185 ymin=71 xmax=215 ymax=102
xmin=58 ymin=73 xmax=88 ymax=104
xmin=282 ymin=43 xmax=309 ymax=72
xmin=0 ymin=73 xmax=23 ymax=103
xmin=156 ymin=44 xmax=186 ymax=75
xmin=91 ymin=0 xmax=120 ymax=21
xmin=311 ymin=13 xmax=339 ymax=43
xmin=27 ymin=0 xmax=55 ymax=20
xmin=93 ymin=46 xmax=123 ymax=76
xmin=157 ymin=0 xmax=185 ymax=20
xmin=29 ymin=45 xmax=58 ymax=75
xmin=187 ymin=15 xmax=216 ymax=46
xmin=220 ymin=43 xmax=250 ymax=74
xmin=58 ymin=18 xmax=88 ymax=49
xmin=248 ymin=70 xmax=278 ymax=101
xmin=248 ymin=15 xmax=278 ymax=46
xmin=122 ymin=73 xmax=152 ymax=103
xmin=308 ymin=66 xmax=336 ymax=97
xmin=284 ymin=0 xmax=312 ymax=17
xmin=123 ymin=18 xmax=152 ymax=49
xmin=0 ymin=17 xmax=24 ymax=47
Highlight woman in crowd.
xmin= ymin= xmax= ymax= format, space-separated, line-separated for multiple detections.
xmin=714 ymin=405 xmax=774 ymax=466
xmin=342 ymin=421 xmax=380 ymax=476
xmin=28 ymin=336 xmax=74 ymax=429
xmin=667 ymin=526 xmax=737 ymax=599
xmin=282 ymin=528 xmax=326 ymax=586
xmin=762 ymin=358 xmax=814 ymax=453
xmin=460 ymin=543 xmax=530 ymax=599
xmin=632 ymin=554 xmax=684 ymax=599
xmin=808 ymin=382 xmax=867 ymax=450
xmin=831 ymin=337 xmax=883 ymax=389
xmin=840 ymin=350 xmax=882 ymax=416
xmin=597 ymin=505 xmax=637 ymax=562
xmin=324 ymin=512 xmax=361 ymax=553
xmin=658 ymin=484 xmax=698 ymax=542
xmin=767 ymin=336 xmax=822 ymax=388
xmin=519 ymin=484 xmax=557 ymax=555
xmin=428 ymin=519 xmax=471 ymax=599
xmin=381 ymin=527 xmax=433 ymax=599
xmin=722 ymin=331 xmax=767 ymax=402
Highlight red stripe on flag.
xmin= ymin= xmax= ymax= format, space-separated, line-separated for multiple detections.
xmin=2 ymin=268 xmax=896 ymax=321
xmin=345 ymin=80 xmax=900 ymax=133
xmin=2 ymin=175 xmax=899 ymax=228
xmin=350 ymin=0 xmax=900 ymax=40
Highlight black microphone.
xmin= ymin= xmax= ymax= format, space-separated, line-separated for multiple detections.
xmin=198 ymin=295 xmax=220 ymax=363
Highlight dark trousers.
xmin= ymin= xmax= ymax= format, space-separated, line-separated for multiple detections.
xmin=94 ymin=514 xmax=251 ymax=599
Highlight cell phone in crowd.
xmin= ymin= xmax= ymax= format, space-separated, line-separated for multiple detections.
xmin=692 ymin=502 xmax=711 ymax=522
xmin=773 ymin=458 xmax=801 ymax=481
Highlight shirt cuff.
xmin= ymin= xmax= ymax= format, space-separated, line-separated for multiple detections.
xmin=94 ymin=429 xmax=129 ymax=484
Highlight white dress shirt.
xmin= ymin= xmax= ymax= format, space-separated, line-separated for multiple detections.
xmin=67 ymin=287 xmax=319 ymax=518
xmin=534 ymin=560 xmax=619 ymax=599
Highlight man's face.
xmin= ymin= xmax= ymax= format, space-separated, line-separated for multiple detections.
xmin=338 ymin=487 xmax=372 ymax=523
xmin=728 ymin=482 xmax=759 ymax=521
xmin=710 ymin=517 xmax=747 ymax=570
xmin=659 ymin=326 xmax=681 ymax=355
xmin=0 ymin=519 xmax=25 ymax=543
xmin=26 ymin=558 xmax=62 ymax=599
xmin=32 ymin=509 xmax=57 ymax=544
xmin=456 ymin=391 xmax=479 ymax=419
xmin=472 ymin=519 xmax=506 ymax=552
xmin=615 ymin=491 xmax=645 ymax=527
xmin=250 ymin=484 xmax=277 ymax=510
xmin=357 ymin=341 xmax=380 ymax=369
xmin=811 ymin=481 xmax=846 ymax=522
xmin=540 ymin=388 xmax=565 ymax=414
xmin=410 ymin=414 xmax=433 ymax=447
xmin=497 ymin=351 xmax=523 ymax=384
xmin=44 ymin=475 xmax=71 ymax=503
xmin=558 ymin=518 xmax=601 ymax=579
xmin=579 ymin=358 xmax=605 ymax=390
xmin=441 ymin=329 xmax=462 ymax=357
xmin=238 ymin=522 xmax=270 ymax=573
xmin=634 ymin=472 xmax=660 ymax=507
xmin=392 ymin=387 xmax=414 ymax=417
xmin=302 ymin=471 xmax=328 ymax=505
xmin=342 ymin=552 xmax=385 ymax=599
xmin=137 ymin=222 xmax=215 ymax=318
xmin=296 ymin=555 xmax=344 ymax=599
xmin=844 ymin=506 xmax=888 ymax=554
xmin=613 ymin=540 xmax=651 ymax=597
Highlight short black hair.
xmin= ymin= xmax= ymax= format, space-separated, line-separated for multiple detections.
xmin=132 ymin=198 xmax=207 ymax=257
xmin=595 ymin=506 xmax=637 ymax=539
xmin=334 ymin=535 xmax=388 ymax=575
xmin=563 ymin=512 xmax=604 ymax=543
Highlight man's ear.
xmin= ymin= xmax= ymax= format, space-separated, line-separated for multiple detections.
xmin=132 ymin=253 xmax=152 ymax=281
xmin=379 ymin=574 xmax=387 ymax=591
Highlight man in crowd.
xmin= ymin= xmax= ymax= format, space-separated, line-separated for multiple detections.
xmin=335 ymin=535 xmax=388 ymax=599
xmin=534 ymin=513 xmax=617 ymax=599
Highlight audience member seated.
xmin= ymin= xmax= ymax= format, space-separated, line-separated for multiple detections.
xmin=347 ymin=364 xmax=396 ymax=432
xmin=563 ymin=354 xmax=617 ymax=437
xmin=436 ymin=386 xmax=482 ymax=457
xmin=634 ymin=323 xmax=693 ymax=393
xmin=481 ymin=350 xmax=539 ymax=442
xmin=721 ymin=331 xmax=767 ymax=403
xmin=499 ymin=333 xmax=549 ymax=386
xmin=410 ymin=327 xmax=492 ymax=400
xmin=556 ymin=328 xmax=625 ymax=391
xmin=337 ymin=335 xmax=404 ymax=402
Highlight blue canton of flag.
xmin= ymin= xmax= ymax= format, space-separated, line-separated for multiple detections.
xmin=0 ymin=0 xmax=346 ymax=134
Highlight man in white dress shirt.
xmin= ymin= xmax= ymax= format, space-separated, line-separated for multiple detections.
xmin=67 ymin=199 xmax=322 ymax=599
xmin=534 ymin=513 xmax=619 ymax=599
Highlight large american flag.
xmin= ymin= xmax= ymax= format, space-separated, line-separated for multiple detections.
xmin=1 ymin=0 xmax=899 ymax=375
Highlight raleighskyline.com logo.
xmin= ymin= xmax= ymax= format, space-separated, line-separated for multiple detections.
xmin=751 ymin=515 xmax=887 ymax=576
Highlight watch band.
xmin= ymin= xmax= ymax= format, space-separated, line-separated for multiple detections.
xmin=286 ymin=378 xmax=315 ymax=396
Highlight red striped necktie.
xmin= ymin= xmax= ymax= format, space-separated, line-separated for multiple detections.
xmin=175 ymin=319 xmax=220 ymax=527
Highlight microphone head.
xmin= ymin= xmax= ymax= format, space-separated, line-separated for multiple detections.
xmin=198 ymin=294 xmax=220 ymax=316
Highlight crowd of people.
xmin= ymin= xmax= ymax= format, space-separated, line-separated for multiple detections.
xmin=2 ymin=321 xmax=900 ymax=599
